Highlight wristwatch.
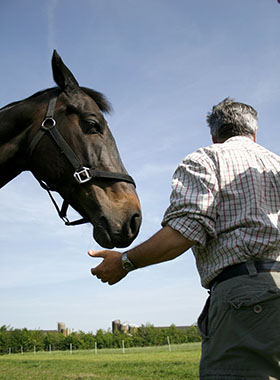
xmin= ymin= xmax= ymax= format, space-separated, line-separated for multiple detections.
xmin=121 ymin=252 xmax=136 ymax=272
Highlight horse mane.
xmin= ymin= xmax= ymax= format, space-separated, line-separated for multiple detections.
xmin=81 ymin=87 xmax=113 ymax=114
xmin=0 ymin=86 xmax=113 ymax=114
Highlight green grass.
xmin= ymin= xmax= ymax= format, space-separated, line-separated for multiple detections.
xmin=0 ymin=343 xmax=201 ymax=380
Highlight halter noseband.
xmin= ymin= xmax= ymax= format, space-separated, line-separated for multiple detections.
xmin=28 ymin=92 xmax=136 ymax=226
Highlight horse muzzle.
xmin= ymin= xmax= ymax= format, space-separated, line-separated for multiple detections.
xmin=93 ymin=211 xmax=142 ymax=249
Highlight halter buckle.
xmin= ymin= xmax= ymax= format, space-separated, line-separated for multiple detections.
xmin=74 ymin=167 xmax=91 ymax=184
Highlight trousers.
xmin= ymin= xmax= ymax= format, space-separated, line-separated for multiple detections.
xmin=198 ymin=270 xmax=280 ymax=380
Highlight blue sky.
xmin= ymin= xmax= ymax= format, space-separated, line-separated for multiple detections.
xmin=0 ymin=0 xmax=280 ymax=333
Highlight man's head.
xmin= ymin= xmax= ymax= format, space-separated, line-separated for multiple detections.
xmin=207 ymin=98 xmax=258 ymax=143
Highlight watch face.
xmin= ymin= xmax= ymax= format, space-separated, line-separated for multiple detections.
xmin=123 ymin=261 xmax=133 ymax=270
xmin=122 ymin=253 xmax=135 ymax=271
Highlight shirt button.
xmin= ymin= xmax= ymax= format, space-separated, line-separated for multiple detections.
xmin=253 ymin=304 xmax=262 ymax=313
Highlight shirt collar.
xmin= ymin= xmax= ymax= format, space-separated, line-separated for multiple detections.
xmin=224 ymin=136 xmax=254 ymax=144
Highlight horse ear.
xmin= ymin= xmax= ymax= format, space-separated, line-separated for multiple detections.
xmin=51 ymin=50 xmax=79 ymax=93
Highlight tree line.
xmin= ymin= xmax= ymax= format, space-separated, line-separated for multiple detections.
xmin=0 ymin=324 xmax=201 ymax=354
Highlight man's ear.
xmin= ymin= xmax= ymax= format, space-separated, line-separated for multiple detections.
xmin=253 ymin=130 xmax=257 ymax=142
xmin=212 ymin=136 xmax=218 ymax=144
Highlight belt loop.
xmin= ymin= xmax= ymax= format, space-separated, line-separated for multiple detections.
xmin=246 ymin=261 xmax=258 ymax=277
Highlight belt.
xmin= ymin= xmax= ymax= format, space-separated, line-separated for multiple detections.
xmin=209 ymin=260 xmax=280 ymax=289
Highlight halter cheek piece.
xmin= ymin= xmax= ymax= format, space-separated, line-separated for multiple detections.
xmin=28 ymin=93 xmax=136 ymax=226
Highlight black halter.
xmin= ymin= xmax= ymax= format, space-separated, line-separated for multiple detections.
xmin=28 ymin=92 xmax=136 ymax=226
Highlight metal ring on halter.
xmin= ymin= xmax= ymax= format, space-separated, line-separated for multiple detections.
xmin=41 ymin=117 xmax=56 ymax=130
xmin=62 ymin=216 xmax=70 ymax=225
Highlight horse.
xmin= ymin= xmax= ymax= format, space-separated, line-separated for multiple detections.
xmin=0 ymin=50 xmax=141 ymax=249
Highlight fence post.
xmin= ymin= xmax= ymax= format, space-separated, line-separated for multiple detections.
xmin=122 ymin=340 xmax=125 ymax=354
xmin=94 ymin=342 xmax=97 ymax=355
xmin=70 ymin=343 xmax=72 ymax=354
xmin=167 ymin=336 xmax=171 ymax=352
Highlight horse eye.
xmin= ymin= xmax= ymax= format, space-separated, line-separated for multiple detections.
xmin=83 ymin=120 xmax=103 ymax=134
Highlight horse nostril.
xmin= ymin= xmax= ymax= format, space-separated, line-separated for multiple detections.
xmin=128 ymin=213 xmax=141 ymax=237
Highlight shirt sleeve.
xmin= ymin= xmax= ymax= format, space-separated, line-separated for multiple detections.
xmin=162 ymin=150 xmax=219 ymax=247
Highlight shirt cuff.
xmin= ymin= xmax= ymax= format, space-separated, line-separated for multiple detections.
xmin=162 ymin=217 xmax=207 ymax=247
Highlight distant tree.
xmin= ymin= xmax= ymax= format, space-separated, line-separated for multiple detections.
xmin=95 ymin=329 xmax=107 ymax=349
xmin=43 ymin=332 xmax=65 ymax=351
xmin=135 ymin=324 xmax=159 ymax=346
xmin=112 ymin=331 xmax=130 ymax=348
xmin=29 ymin=330 xmax=45 ymax=352
xmin=77 ymin=331 xmax=95 ymax=349
xmin=186 ymin=325 xmax=201 ymax=342
xmin=0 ymin=323 xmax=201 ymax=354
xmin=63 ymin=333 xmax=84 ymax=350
xmin=10 ymin=328 xmax=31 ymax=353
xmin=0 ymin=325 xmax=11 ymax=354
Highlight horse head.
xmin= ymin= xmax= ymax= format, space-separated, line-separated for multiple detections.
xmin=26 ymin=51 xmax=141 ymax=248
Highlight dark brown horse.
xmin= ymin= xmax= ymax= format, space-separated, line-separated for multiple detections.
xmin=0 ymin=51 xmax=141 ymax=248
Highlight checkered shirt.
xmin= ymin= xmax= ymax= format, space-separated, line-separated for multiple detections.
xmin=162 ymin=136 xmax=280 ymax=288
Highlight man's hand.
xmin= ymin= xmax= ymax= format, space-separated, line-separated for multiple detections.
xmin=88 ymin=250 xmax=127 ymax=285
xmin=88 ymin=227 xmax=194 ymax=286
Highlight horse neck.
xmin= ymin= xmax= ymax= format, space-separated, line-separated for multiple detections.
xmin=0 ymin=104 xmax=33 ymax=188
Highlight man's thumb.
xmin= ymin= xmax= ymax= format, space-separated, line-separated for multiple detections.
xmin=88 ymin=250 xmax=107 ymax=258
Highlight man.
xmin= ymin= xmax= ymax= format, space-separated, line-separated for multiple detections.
xmin=89 ymin=98 xmax=280 ymax=379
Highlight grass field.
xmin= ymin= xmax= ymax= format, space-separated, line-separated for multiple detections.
xmin=0 ymin=343 xmax=201 ymax=380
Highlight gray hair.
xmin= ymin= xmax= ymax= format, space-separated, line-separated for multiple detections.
xmin=206 ymin=98 xmax=258 ymax=142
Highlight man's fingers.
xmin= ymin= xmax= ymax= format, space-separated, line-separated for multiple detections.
xmin=91 ymin=266 xmax=101 ymax=276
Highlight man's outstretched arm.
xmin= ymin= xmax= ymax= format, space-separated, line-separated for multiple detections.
xmin=88 ymin=226 xmax=195 ymax=285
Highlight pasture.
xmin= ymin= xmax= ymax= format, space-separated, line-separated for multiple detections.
xmin=0 ymin=343 xmax=201 ymax=380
